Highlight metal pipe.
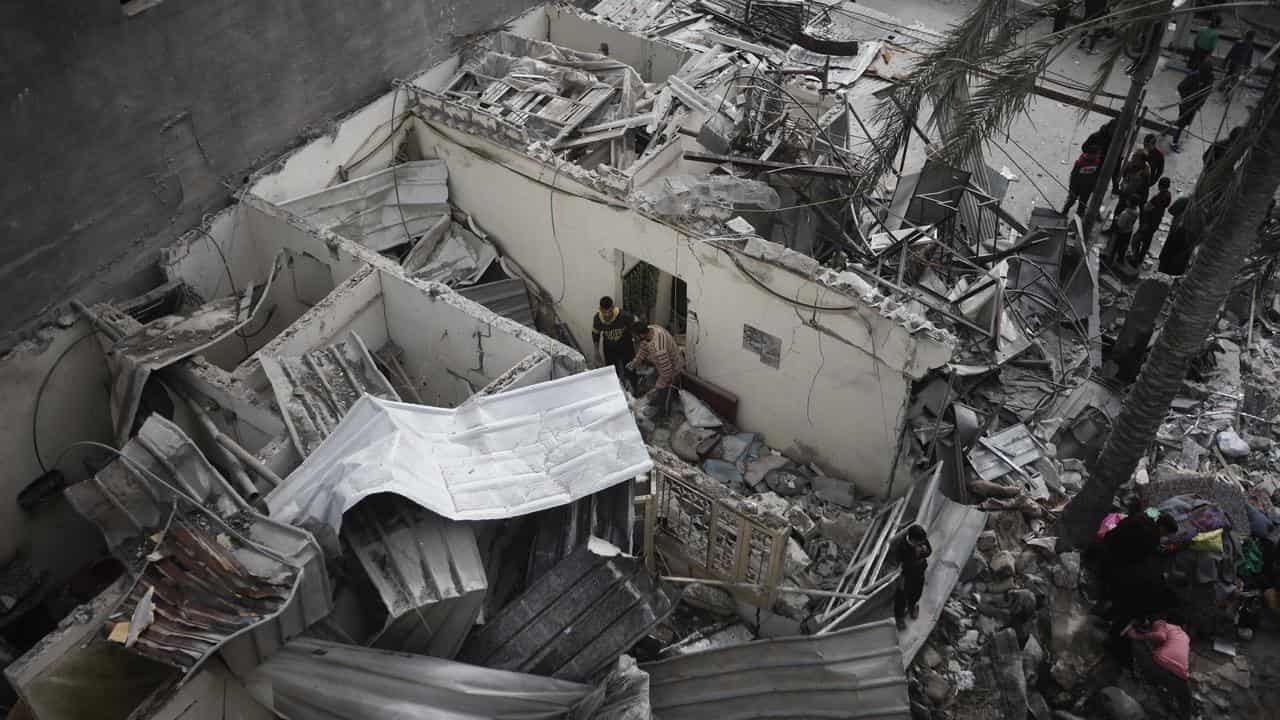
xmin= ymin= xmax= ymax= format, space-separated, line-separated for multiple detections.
xmin=816 ymin=569 xmax=901 ymax=635
xmin=822 ymin=506 xmax=880 ymax=616
xmin=214 ymin=433 xmax=283 ymax=489
xmin=858 ymin=497 xmax=910 ymax=595
xmin=183 ymin=394 xmax=261 ymax=502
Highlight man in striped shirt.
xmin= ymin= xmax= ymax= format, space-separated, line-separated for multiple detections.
xmin=627 ymin=321 xmax=684 ymax=416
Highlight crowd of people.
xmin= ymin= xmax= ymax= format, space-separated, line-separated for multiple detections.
xmin=1057 ymin=9 xmax=1257 ymax=279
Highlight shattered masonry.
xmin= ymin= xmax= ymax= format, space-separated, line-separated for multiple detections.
xmin=4 ymin=2 xmax=1280 ymax=720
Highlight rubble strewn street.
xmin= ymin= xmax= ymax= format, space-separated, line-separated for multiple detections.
xmin=2 ymin=0 xmax=1280 ymax=719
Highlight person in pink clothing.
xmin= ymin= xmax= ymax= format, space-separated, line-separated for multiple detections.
xmin=1124 ymin=617 xmax=1192 ymax=717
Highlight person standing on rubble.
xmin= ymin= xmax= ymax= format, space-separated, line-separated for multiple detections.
xmin=1123 ymin=616 xmax=1192 ymax=718
xmin=893 ymin=524 xmax=932 ymax=631
xmin=627 ymin=320 xmax=684 ymax=418
xmin=591 ymin=296 xmax=638 ymax=394
xmin=1130 ymin=177 xmax=1173 ymax=267
xmin=1142 ymin=133 xmax=1165 ymax=186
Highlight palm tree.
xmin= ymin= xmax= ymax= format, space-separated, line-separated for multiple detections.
xmin=1059 ymin=71 xmax=1280 ymax=547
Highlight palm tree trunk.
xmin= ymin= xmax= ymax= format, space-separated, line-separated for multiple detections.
xmin=1059 ymin=72 xmax=1280 ymax=548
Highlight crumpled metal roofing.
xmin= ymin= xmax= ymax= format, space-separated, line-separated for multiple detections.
xmin=260 ymin=331 xmax=399 ymax=458
xmin=459 ymin=545 xmax=679 ymax=683
xmin=279 ymin=160 xmax=450 ymax=252
xmin=266 ymin=367 xmax=653 ymax=530
xmin=344 ymin=495 xmax=488 ymax=659
xmin=244 ymin=637 xmax=595 ymax=720
xmin=642 ymin=619 xmax=912 ymax=720
xmin=62 ymin=415 xmax=331 ymax=679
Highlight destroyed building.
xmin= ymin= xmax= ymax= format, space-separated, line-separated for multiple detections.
xmin=4 ymin=1 xmax=1280 ymax=719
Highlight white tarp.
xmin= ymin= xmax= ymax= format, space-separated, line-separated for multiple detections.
xmin=266 ymin=367 xmax=653 ymax=531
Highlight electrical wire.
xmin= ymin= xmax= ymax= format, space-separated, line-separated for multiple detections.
xmin=50 ymin=440 xmax=296 ymax=565
xmin=547 ymin=160 xmax=568 ymax=303
xmin=1006 ymin=135 xmax=1071 ymax=193
xmin=388 ymin=83 xmax=416 ymax=248
xmin=32 ymin=332 xmax=103 ymax=473
xmin=728 ymin=254 xmax=859 ymax=311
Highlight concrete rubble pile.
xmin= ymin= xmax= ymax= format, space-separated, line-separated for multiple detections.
xmin=6 ymin=3 xmax=1280 ymax=720
xmin=896 ymin=251 xmax=1280 ymax=719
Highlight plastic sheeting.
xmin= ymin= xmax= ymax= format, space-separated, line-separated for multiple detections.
xmin=244 ymin=638 xmax=595 ymax=720
xmin=267 ymin=367 xmax=653 ymax=531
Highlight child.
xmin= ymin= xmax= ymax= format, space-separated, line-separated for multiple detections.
xmin=1221 ymin=30 xmax=1256 ymax=92
xmin=1108 ymin=203 xmax=1140 ymax=269
xmin=1124 ymin=617 xmax=1192 ymax=718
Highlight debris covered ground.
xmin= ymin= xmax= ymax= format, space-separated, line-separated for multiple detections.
xmin=1 ymin=0 xmax=1279 ymax=719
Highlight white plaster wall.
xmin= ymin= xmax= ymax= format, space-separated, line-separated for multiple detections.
xmin=415 ymin=120 xmax=950 ymax=494
xmin=0 ymin=322 xmax=114 ymax=574
xmin=547 ymin=7 xmax=690 ymax=82
xmin=380 ymin=272 xmax=563 ymax=405
xmin=249 ymin=89 xmax=412 ymax=205
xmin=161 ymin=205 xmax=259 ymax=304
xmin=163 ymin=202 xmax=356 ymax=372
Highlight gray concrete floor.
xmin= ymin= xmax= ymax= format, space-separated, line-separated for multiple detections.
xmin=857 ymin=0 xmax=1259 ymax=235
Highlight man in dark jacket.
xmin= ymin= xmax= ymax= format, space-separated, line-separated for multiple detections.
xmin=1220 ymin=30 xmax=1255 ymax=92
xmin=1063 ymin=150 xmax=1103 ymax=216
xmin=1130 ymin=177 xmax=1172 ymax=266
xmin=1082 ymin=120 xmax=1116 ymax=155
xmin=1172 ymin=58 xmax=1214 ymax=151
xmin=893 ymin=524 xmax=932 ymax=630
xmin=591 ymin=296 xmax=637 ymax=392
xmin=1142 ymin=133 xmax=1165 ymax=184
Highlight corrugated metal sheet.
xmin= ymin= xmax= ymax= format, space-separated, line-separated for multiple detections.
xmin=266 ymin=367 xmax=653 ymax=529
xmin=344 ymin=494 xmax=487 ymax=659
xmin=459 ymin=277 xmax=534 ymax=327
xmin=527 ymin=481 xmax=634 ymax=584
xmin=243 ymin=637 xmax=595 ymax=720
xmin=404 ymin=222 xmax=498 ymax=288
xmin=99 ymin=259 xmax=276 ymax=447
xmin=643 ymin=619 xmax=912 ymax=720
xmin=62 ymin=416 xmax=331 ymax=680
xmin=260 ymin=331 xmax=399 ymax=458
xmin=458 ymin=546 xmax=679 ymax=682
xmin=279 ymin=161 xmax=449 ymax=252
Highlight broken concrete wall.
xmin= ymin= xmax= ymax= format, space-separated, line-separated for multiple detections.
xmin=0 ymin=323 xmax=113 ymax=571
xmin=546 ymin=6 xmax=690 ymax=82
xmin=1 ymin=0 xmax=547 ymax=348
xmin=242 ymin=265 xmax=581 ymax=408
xmin=380 ymin=270 xmax=577 ymax=405
xmin=159 ymin=200 xmax=375 ymax=372
xmin=413 ymin=121 xmax=950 ymax=494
